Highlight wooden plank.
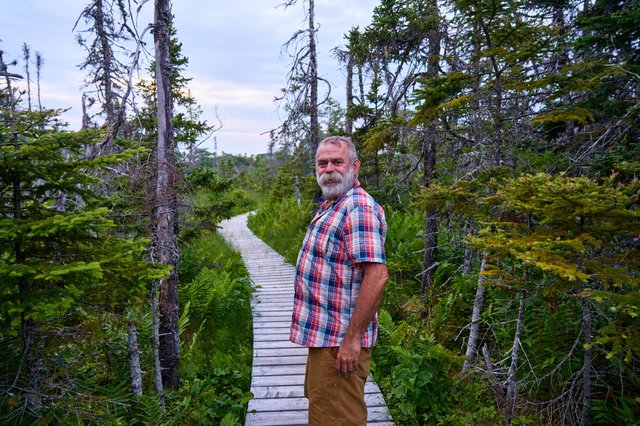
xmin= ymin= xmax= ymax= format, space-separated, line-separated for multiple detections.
xmin=245 ymin=410 xmax=307 ymax=426
xmin=253 ymin=340 xmax=300 ymax=349
xmin=252 ymin=304 xmax=293 ymax=312
xmin=245 ymin=406 xmax=393 ymax=425
xmin=253 ymin=316 xmax=292 ymax=323
xmin=252 ymin=355 xmax=307 ymax=366
xmin=253 ymin=327 xmax=291 ymax=335
xmin=251 ymin=381 xmax=383 ymax=398
xmin=254 ymin=332 xmax=292 ymax=341
xmin=248 ymin=393 xmax=388 ymax=413
xmin=251 ymin=374 xmax=305 ymax=387
xmin=253 ymin=321 xmax=291 ymax=329
xmin=253 ymin=347 xmax=308 ymax=357
xmin=251 ymin=364 xmax=306 ymax=376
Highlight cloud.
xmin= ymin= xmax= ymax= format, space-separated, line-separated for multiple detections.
xmin=2 ymin=0 xmax=378 ymax=155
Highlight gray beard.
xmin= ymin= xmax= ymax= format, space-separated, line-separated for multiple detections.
xmin=317 ymin=166 xmax=356 ymax=200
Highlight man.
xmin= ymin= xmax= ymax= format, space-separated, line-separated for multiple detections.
xmin=290 ymin=136 xmax=388 ymax=425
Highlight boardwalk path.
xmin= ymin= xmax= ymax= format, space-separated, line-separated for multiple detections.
xmin=219 ymin=213 xmax=393 ymax=426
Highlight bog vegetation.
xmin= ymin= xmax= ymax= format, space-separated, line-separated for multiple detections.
xmin=1 ymin=0 xmax=639 ymax=425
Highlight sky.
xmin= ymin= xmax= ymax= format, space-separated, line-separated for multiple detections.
xmin=1 ymin=0 xmax=379 ymax=156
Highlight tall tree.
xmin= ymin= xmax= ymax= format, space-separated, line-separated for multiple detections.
xmin=276 ymin=0 xmax=327 ymax=165
xmin=75 ymin=0 xmax=133 ymax=141
xmin=153 ymin=0 xmax=180 ymax=390
xmin=34 ymin=52 xmax=43 ymax=112
xmin=0 ymin=72 xmax=167 ymax=419
xmin=419 ymin=0 xmax=442 ymax=294
xmin=21 ymin=43 xmax=31 ymax=111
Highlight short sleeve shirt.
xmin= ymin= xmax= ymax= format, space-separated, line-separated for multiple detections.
xmin=290 ymin=181 xmax=387 ymax=348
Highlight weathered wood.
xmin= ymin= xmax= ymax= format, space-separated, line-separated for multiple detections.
xmin=252 ymin=364 xmax=307 ymax=376
xmin=252 ymin=355 xmax=307 ymax=366
xmin=248 ymin=393 xmax=388 ymax=412
xmin=245 ymin=406 xmax=393 ymax=425
xmin=253 ymin=347 xmax=308 ymax=357
xmin=254 ymin=332 xmax=293 ymax=341
xmin=219 ymin=213 xmax=393 ymax=425
xmin=251 ymin=380 xmax=383 ymax=398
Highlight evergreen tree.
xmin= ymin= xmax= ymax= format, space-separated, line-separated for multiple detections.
xmin=0 ymin=98 xmax=167 ymax=421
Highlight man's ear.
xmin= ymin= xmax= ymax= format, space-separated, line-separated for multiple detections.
xmin=353 ymin=159 xmax=361 ymax=175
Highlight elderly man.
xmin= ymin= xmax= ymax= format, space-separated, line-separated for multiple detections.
xmin=290 ymin=136 xmax=388 ymax=425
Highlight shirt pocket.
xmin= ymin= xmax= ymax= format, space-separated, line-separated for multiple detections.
xmin=316 ymin=221 xmax=341 ymax=258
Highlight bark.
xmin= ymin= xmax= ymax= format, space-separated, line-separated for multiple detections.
xmin=421 ymin=128 xmax=439 ymax=294
xmin=308 ymin=0 xmax=319 ymax=154
xmin=581 ymin=296 xmax=592 ymax=426
xmin=154 ymin=0 xmax=180 ymax=390
xmin=463 ymin=253 xmax=488 ymax=372
xmin=92 ymin=0 xmax=117 ymax=129
xmin=462 ymin=221 xmax=474 ymax=275
xmin=505 ymin=290 xmax=527 ymax=425
xmin=128 ymin=321 xmax=143 ymax=396
xmin=152 ymin=280 xmax=164 ymax=403
xmin=420 ymin=0 xmax=441 ymax=295
xmin=345 ymin=52 xmax=354 ymax=134
xmin=22 ymin=43 xmax=31 ymax=111
xmin=82 ymin=94 xmax=91 ymax=129
xmin=35 ymin=52 xmax=43 ymax=111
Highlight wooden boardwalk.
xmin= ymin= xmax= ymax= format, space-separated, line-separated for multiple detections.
xmin=219 ymin=213 xmax=393 ymax=426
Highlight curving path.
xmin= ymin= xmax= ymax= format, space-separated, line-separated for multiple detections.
xmin=219 ymin=213 xmax=393 ymax=426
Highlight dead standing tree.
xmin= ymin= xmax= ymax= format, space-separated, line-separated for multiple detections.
xmin=276 ymin=0 xmax=331 ymax=162
xmin=74 ymin=0 xmax=135 ymax=145
xmin=153 ymin=0 xmax=180 ymax=391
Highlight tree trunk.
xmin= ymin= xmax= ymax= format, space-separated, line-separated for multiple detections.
xmin=463 ymin=252 xmax=488 ymax=372
xmin=35 ymin=52 xmax=43 ymax=111
xmin=308 ymin=0 xmax=319 ymax=154
xmin=421 ymin=132 xmax=439 ymax=294
xmin=152 ymin=280 xmax=164 ymax=403
xmin=154 ymin=0 xmax=180 ymax=390
xmin=128 ymin=321 xmax=143 ymax=396
xmin=22 ymin=43 xmax=31 ymax=111
xmin=345 ymin=52 xmax=354 ymax=134
xmin=420 ymin=0 xmax=441 ymax=295
xmin=462 ymin=221 xmax=474 ymax=275
xmin=94 ymin=0 xmax=116 ymax=130
xmin=581 ymin=296 xmax=592 ymax=426
xmin=505 ymin=290 xmax=527 ymax=425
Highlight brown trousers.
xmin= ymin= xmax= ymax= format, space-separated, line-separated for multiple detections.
xmin=304 ymin=347 xmax=372 ymax=426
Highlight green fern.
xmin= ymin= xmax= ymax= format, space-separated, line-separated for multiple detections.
xmin=378 ymin=308 xmax=397 ymax=343
xmin=220 ymin=412 xmax=241 ymax=426
xmin=132 ymin=394 xmax=165 ymax=426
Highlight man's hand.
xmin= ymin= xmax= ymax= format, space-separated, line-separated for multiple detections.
xmin=336 ymin=336 xmax=361 ymax=375
xmin=335 ymin=262 xmax=388 ymax=376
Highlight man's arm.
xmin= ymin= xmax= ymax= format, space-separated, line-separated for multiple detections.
xmin=336 ymin=262 xmax=388 ymax=375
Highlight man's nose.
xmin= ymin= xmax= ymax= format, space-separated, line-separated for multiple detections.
xmin=325 ymin=162 xmax=336 ymax=173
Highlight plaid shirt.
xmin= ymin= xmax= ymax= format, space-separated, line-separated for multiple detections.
xmin=290 ymin=181 xmax=387 ymax=348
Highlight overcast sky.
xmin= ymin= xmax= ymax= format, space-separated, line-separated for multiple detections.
xmin=1 ymin=0 xmax=378 ymax=156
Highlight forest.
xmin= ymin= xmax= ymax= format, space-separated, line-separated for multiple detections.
xmin=1 ymin=0 xmax=639 ymax=425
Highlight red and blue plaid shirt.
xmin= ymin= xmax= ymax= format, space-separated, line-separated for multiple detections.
xmin=290 ymin=181 xmax=387 ymax=348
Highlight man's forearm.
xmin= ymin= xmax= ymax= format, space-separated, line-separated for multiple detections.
xmin=344 ymin=262 xmax=389 ymax=343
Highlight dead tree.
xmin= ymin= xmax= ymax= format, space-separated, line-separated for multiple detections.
xmin=154 ymin=0 xmax=180 ymax=391
xmin=276 ymin=0 xmax=330 ymax=161
xmin=74 ymin=0 xmax=133 ymax=139
xmin=420 ymin=0 xmax=442 ymax=294
xmin=22 ymin=43 xmax=31 ymax=111
xmin=462 ymin=252 xmax=488 ymax=372
xmin=35 ymin=52 xmax=43 ymax=111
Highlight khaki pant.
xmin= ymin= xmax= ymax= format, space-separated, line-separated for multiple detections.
xmin=304 ymin=347 xmax=371 ymax=426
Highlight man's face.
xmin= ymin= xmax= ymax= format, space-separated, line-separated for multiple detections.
xmin=315 ymin=142 xmax=360 ymax=200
